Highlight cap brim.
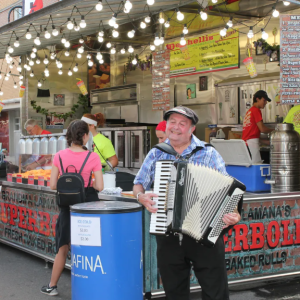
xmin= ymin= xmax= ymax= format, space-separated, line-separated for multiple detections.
xmin=164 ymin=111 xmax=194 ymax=123
xmin=267 ymin=97 xmax=272 ymax=102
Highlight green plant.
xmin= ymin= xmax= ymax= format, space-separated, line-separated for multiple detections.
xmin=31 ymin=94 xmax=90 ymax=121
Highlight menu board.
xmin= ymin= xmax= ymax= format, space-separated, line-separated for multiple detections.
xmin=152 ymin=50 xmax=170 ymax=111
xmin=280 ymin=15 xmax=300 ymax=104
xmin=166 ymin=29 xmax=239 ymax=78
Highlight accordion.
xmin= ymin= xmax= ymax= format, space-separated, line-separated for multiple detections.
xmin=150 ymin=160 xmax=246 ymax=246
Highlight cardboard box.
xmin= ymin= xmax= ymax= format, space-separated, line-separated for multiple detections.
xmin=205 ymin=127 xmax=235 ymax=143
xmin=228 ymin=130 xmax=243 ymax=140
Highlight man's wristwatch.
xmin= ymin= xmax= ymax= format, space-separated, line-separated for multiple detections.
xmin=136 ymin=192 xmax=143 ymax=203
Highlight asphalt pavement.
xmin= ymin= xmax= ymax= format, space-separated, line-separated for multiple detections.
xmin=1 ymin=242 xmax=300 ymax=300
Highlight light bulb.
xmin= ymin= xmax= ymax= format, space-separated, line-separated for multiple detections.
xmin=120 ymin=48 xmax=126 ymax=54
xmin=140 ymin=22 xmax=146 ymax=29
xmin=58 ymin=69 xmax=63 ymax=75
xmin=14 ymin=83 xmax=17 ymax=89
xmin=128 ymin=46 xmax=134 ymax=53
xmin=61 ymin=37 xmax=66 ymax=44
xmin=227 ymin=17 xmax=233 ymax=28
xmin=283 ymin=1 xmax=290 ymax=5
xmin=128 ymin=30 xmax=135 ymax=38
xmin=65 ymin=51 xmax=70 ymax=56
xmin=98 ymin=31 xmax=104 ymax=37
xmin=36 ymin=58 xmax=40 ymax=64
xmin=65 ymin=41 xmax=70 ymax=48
xmin=180 ymin=36 xmax=186 ymax=46
xmin=165 ymin=20 xmax=170 ymax=28
xmin=112 ymin=30 xmax=119 ymax=38
xmin=106 ymin=42 xmax=112 ymax=48
xmin=87 ymin=54 xmax=92 ymax=60
xmin=17 ymin=65 xmax=22 ymax=72
xmin=177 ymin=11 xmax=184 ymax=21
xmin=68 ymin=69 xmax=72 ymax=76
xmin=73 ymin=64 xmax=78 ymax=72
xmin=26 ymin=65 xmax=31 ymax=71
xmin=45 ymin=72 xmax=49 ymax=77
xmin=159 ymin=17 xmax=165 ymax=24
xmin=200 ymin=11 xmax=208 ymax=20
xmin=96 ymin=52 xmax=102 ymax=60
xmin=109 ymin=15 xmax=117 ymax=27
xmin=30 ymin=71 xmax=34 ymax=77
xmin=80 ymin=16 xmax=86 ymax=28
xmin=147 ymin=0 xmax=154 ymax=5
xmin=8 ymin=45 xmax=14 ymax=53
xmin=247 ymin=27 xmax=254 ymax=39
xmin=52 ymin=26 xmax=59 ymax=36
xmin=261 ymin=29 xmax=269 ymax=40
xmin=154 ymin=36 xmax=160 ymax=46
xmin=212 ymin=0 xmax=218 ymax=3
xmin=38 ymin=81 xmax=42 ymax=87
xmin=95 ymin=0 xmax=103 ymax=11
xmin=79 ymin=38 xmax=84 ymax=44
xmin=0 ymin=91 xmax=3 ymax=96
xmin=74 ymin=23 xmax=80 ymax=31
xmin=50 ymin=52 xmax=55 ymax=59
xmin=5 ymin=76 xmax=9 ymax=81
xmin=160 ymin=35 xmax=164 ymax=44
xmin=43 ymin=56 xmax=49 ymax=64
xmin=77 ymin=53 xmax=82 ymax=58
xmin=88 ymin=60 xmax=93 ymax=67
xmin=150 ymin=44 xmax=155 ymax=51
xmin=14 ymin=38 xmax=20 ymax=47
xmin=110 ymin=47 xmax=116 ymax=54
xmin=132 ymin=58 xmax=137 ymax=65
xmin=67 ymin=18 xmax=74 ymax=30
xmin=272 ymin=8 xmax=279 ymax=18
xmin=220 ymin=26 xmax=228 ymax=36
xmin=32 ymin=46 xmax=37 ymax=53
xmin=125 ymin=0 xmax=132 ymax=10
xmin=57 ymin=62 xmax=63 ymax=69
xmin=24 ymin=63 xmax=28 ymax=69
xmin=44 ymin=29 xmax=51 ymax=39
xmin=78 ymin=46 xmax=84 ymax=53
xmin=26 ymin=30 xmax=32 ymax=39
xmin=183 ymin=25 xmax=188 ymax=35
xmin=29 ymin=60 xmax=34 ymax=66
xmin=19 ymin=74 xmax=23 ymax=79
xmin=145 ymin=15 xmax=151 ymax=23
xmin=9 ymin=63 xmax=14 ymax=69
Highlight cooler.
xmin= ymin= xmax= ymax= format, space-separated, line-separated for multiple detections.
xmin=70 ymin=201 xmax=143 ymax=300
xmin=211 ymin=139 xmax=271 ymax=192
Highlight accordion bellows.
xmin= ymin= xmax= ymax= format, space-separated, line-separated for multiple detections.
xmin=150 ymin=160 xmax=246 ymax=246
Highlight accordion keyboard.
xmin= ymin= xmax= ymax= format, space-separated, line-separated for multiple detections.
xmin=150 ymin=161 xmax=173 ymax=235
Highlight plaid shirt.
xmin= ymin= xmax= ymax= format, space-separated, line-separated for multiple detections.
xmin=134 ymin=135 xmax=227 ymax=191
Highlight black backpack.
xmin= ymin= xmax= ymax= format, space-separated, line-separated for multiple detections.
xmin=56 ymin=151 xmax=92 ymax=207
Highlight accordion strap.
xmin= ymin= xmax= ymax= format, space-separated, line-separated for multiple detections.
xmin=153 ymin=143 xmax=214 ymax=160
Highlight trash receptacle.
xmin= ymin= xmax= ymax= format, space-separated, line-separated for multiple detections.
xmin=70 ymin=201 xmax=143 ymax=300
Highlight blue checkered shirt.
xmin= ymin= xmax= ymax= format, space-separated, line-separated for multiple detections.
xmin=134 ymin=135 xmax=227 ymax=191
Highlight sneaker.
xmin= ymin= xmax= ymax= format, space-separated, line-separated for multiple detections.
xmin=41 ymin=284 xmax=58 ymax=296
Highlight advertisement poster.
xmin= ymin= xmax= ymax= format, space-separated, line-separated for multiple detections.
xmin=23 ymin=0 xmax=44 ymax=16
xmin=166 ymin=29 xmax=239 ymax=78
xmin=152 ymin=50 xmax=170 ymax=111
xmin=280 ymin=15 xmax=300 ymax=104
xmin=0 ymin=112 xmax=9 ymax=152
xmin=186 ymin=83 xmax=196 ymax=99
xmin=53 ymin=94 xmax=65 ymax=106
xmin=46 ymin=115 xmax=64 ymax=129
xmin=88 ymin=53 xmax=110 ymax=91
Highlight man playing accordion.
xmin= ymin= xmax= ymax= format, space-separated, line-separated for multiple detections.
xmin=133 ymin=106 xmax=242 ymax=300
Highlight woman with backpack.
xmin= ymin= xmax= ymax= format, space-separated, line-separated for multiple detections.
xmin=81 ymin=113 xmax=118 ymax=170
xmin=41 ymin=120 xmax=103 ymax=296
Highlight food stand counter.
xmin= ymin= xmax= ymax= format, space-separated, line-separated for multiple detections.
xmin=1 ymin=180 xmax=300 ymax=298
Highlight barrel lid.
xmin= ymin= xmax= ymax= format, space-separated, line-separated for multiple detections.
xmin=70 ymin=200 xmax=142 ymax=214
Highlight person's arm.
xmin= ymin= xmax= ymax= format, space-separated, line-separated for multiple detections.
xmin=257 ymin=121 xmax=273 ymax=133
xmin=133 ymin=184 xmax=158 ymax=213
xmin=107 ymin=155 xmax=118 ymax=168
xmin=93 ymin=170 xmax=104 ymax=192
xmin=50 ymin=165 xmax=59 ymax=190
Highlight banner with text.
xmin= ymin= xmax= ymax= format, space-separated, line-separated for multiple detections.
xmin=280 ymin=15 xmax=300 ymax=104
xmin=166 ymin=29 xmax=239 ymax=78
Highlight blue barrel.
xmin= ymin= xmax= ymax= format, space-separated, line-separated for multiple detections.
xmin=70 ymin=201 xmax=143 ymax=300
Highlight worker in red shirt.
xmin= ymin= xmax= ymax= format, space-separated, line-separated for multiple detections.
xmin=242 ymin=90 xmax=273 ymax=163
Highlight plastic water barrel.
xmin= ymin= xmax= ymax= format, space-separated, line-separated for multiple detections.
xmin=70 ymin=201 xmax=143 ymax=300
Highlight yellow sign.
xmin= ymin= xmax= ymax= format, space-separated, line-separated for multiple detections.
xmin=166 ymin=29 xmax=239 ymax=77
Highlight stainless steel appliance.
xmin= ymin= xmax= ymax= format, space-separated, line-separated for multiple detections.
xmin=269 ymin=123 xmax=300 ymax=193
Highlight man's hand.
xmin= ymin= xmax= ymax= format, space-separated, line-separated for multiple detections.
xmin=222 ymin=212 xmax=241 ymax=228
xmin=138 ymin=193 xmax=158 ymax=213
xmin=26 ymin=163 xmax=36 ymax=171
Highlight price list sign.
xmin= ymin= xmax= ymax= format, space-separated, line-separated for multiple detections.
xmin=280 ymin=15 xmax=300 ymax=104
xmin=152 ymin=50 xmax=170 ymax=111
